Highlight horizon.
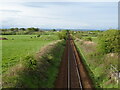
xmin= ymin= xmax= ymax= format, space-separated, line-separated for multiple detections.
xmin=0 ymin=27 xmax=118 ymax=31
xmin=0 ymin=2 xmax=118 ymax=30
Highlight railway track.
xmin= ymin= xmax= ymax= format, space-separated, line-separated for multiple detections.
xmin=55 ymin=35 xmax=94 ymax=89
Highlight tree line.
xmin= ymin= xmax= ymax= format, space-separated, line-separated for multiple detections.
xmin=0 ymin=28 xmax=57 ymax=35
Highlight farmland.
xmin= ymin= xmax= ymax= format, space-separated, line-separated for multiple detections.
xmin=2 ymin=34 xmax=59 ymax=73
xmin=1 ymin=29 xmax=68 ymax=88
xmin=1 ymin=28 xmax=119 ymax=88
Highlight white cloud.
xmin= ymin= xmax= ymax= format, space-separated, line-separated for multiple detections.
xmin=0 ymin=2 xmax=117 ymax=29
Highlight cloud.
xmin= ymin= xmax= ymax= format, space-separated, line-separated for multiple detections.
xmin=22 ymin=2 xmax=47 ymax=8
xmin=0 ymin=2 xmax=118 ymax=29
xmin=0 ymin=10 xmax=21 ymax=13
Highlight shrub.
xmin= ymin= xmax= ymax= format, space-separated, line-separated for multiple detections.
xmin=58 ymin=30 xmax=68 ymax=40
xmin=84 ymin=37 xmax=92 ymax=41
xmin=97 ymin=29 xmax=119 ymax=54
xmin=24 ymin=55 xmax=37 ymax=70
xmin=37 ymin=35 xmax=41 ymax=37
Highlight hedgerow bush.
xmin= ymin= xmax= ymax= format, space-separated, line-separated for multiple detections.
xmin=58 ymin=30 xmax=68 ymax=40
xmin=24 ymin=55 xmax=37 ymax=70
xmin=97 ymin=29 xmax=119 ymax=54
xmin=84 ymin=37 xmax=92 ymax=41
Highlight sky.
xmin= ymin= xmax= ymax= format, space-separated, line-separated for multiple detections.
xmin=0 ymin=0 xmax=118 ymax=30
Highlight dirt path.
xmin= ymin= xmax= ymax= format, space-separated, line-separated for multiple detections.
xmin=55 ymin=35 xmax=94 ymax=89
xmin=55 ymin=40 xmax=68 ymax=88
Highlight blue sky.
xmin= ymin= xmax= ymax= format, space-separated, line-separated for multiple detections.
xmin=0 ymin=1 xmax=118 ymax=30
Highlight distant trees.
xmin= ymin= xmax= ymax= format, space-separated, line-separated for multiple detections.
xmin=50 ymin=29 xmax=56 ymax=32
xmin=10 ymin=28 xmax=15 ymax=31
xmin=27 ymin=27 xmax=39 ymax=32
xmin=9 ymin=28 xmax=18 ymax=32
xmin=0 ymin=29 xmax=7 ymax=35
xmin=19 ymin=28 xmax=26 ymax=31
xmin=0 ymin=27 xmax=40 ymax=35
xmin=14 ymin=28 xmax=19 ymax=31
xmin=97 ymin=29 xmax=119 ymax=54
xmin=58 ymin=30 xmax=68 ymax=40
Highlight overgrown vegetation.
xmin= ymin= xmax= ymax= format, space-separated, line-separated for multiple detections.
xmin=97 ymin=29 xmax=119 ymax=54
xmin=1 ymin=28 xmax=68 ymax=88
xmin=83 ymin=37 xmax=92 ymax=41
xmin=58 ymin=30 xmax=68 ymax=40
xmin=72 ymin=29 xmax=118 ymax=88
xmin=2 ymin=40 xmax=65 ymax=88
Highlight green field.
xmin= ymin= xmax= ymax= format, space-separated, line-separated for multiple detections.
xmin=1 ymin=29 xmax=68 ymax=88
xmin=2 ymin=35 xmax=59 ymax=73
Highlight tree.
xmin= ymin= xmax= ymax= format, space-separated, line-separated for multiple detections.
xmin=27 ymin=27 xmax=39 ymax=32
xmin=51 ymin=29 xmax=56 ymax=32
xmin=58 ymin=30 xmax=68 ymax=40
xmin=14 ymin=28 xmax=19 ymax=32
xmin=20 ymin=28 xmax=26 ymax=31
xmin=1 ymin=29 xmax=7 ymax=34
xmin=97 ymin=29 xmax=119 ymax=54
xmin=10 ymin=28 xmax=15 ymax=31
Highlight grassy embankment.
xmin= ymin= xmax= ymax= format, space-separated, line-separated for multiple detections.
xmin=2 ymin=35 xmax=58 ymax=73
xmin=2 ymin=34 xmax=66 ymax=88
xmin=72 ymin=31 xmax=118 ymax=88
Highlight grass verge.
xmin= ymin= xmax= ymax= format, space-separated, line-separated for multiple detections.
xmin=74 ymin=39 xmax=118 ymax=88
xmin=2 ymin=40 xmax=66 ymax=88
